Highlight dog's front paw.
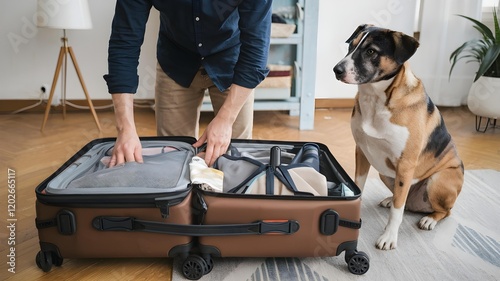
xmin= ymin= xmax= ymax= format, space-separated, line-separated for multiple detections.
xmin=418 ymin=216 xmax=437 ymax=230
xmin=376 ymin=230 xmax=398 ymax=250
xmin=379 ymin=197 xmax=393 ymax=208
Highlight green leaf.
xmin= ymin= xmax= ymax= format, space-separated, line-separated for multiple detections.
xmin=474 ymin=45 xmax=500 ymax=81
xmin=493 ymin=7 xmax=500 ymax=44
xmin=450 ymin=10 xmax=500 ymax=80
xmin=458 ymin=15 xmax=495 ymax=41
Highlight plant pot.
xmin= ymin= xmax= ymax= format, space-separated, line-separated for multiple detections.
xmin=467 ymin=76 xmax=500 ymax=118
xmin=467 ymin=76 xmax=500 ymax=132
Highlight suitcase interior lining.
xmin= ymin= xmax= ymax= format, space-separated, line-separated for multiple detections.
xmin=42 ymin=139 xmax=359 ymax=198
xmin=45 ymin=140 xmax=195 ymax=195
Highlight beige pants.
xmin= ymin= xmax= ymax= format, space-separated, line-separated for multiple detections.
xmin=155 ymin=64 xmax=254 ymax=139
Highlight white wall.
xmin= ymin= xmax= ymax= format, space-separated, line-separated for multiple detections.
xmin=1 ymin=0 xmax=418 ymax=101
xmin=0 ymin=0 xmax=159 ymax=101
xmin=411 ymin=0 xmax=482 ymax=106
xmin=0 ymin=0 xmax=486 ymax=103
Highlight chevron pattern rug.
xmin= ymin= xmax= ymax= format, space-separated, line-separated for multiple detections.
xmin=172 ymin=170 xmax=500 ymax=281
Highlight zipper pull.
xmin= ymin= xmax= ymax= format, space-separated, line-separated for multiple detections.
xmin=155 ymin=200 xmax=170 ymax=218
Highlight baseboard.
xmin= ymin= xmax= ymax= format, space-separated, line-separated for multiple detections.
xmin=0 ymin=98 xmax=354 ymax=114
xmin=315 ymin=98 xmax=355 ymax=109
xmin=0 ymin=99 xmax=154 ymax=114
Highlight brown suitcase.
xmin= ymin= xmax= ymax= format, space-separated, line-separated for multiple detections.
xmin=35 ymin=137 xmax=369 ymax=280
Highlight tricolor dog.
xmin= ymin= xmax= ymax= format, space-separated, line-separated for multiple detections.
xmin=333 ymin=25 xmax=464 ymax=250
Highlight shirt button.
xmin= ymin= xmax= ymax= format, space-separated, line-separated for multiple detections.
xmin=201 ymin=57 xmax=205 ymax=60
xmin=198 ymin=43 xmax=203 ymax=47
xmin=195 ymin=17 xmax=200 ymax=21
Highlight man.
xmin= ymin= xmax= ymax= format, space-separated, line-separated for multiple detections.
xmin=104 ymin=0 xmax=272 ymax=167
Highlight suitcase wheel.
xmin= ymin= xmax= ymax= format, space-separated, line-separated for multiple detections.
xmin=52 ymin=252 xmax=64 ymax=266
xmin=182 ymin=255 xmax=211 ymax=280
xmin=201 ymin=254 xmax=213 ymax=274
xmin=345 ymin=250 xmax=369 ymax=275
xmin=36 ymin=251 xmax=53 ymax=272
xmin=36 ymin=250 xmax=63 ymax=272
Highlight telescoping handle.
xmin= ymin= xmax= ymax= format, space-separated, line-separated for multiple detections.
xmin=92 ymin=217 xmax=300 ymax=236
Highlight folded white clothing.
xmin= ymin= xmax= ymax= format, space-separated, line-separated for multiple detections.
xmin=189 ymin=156 xmax=224 ymax=192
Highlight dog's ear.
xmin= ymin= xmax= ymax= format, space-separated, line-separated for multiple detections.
xmin=393 ymin=32 xmax=419 ymax=64
xmin=345 ymin=24 xmax=372 ymax=44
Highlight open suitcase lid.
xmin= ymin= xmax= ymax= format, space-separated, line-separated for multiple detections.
xmin=44 ymin=139 xmax=196 ymax=195
xmin=35 ymin=137 xmax=197 ymax=207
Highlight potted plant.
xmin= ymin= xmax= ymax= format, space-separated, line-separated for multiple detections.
xmin=449 ymin=8 xmax=500 ymax=132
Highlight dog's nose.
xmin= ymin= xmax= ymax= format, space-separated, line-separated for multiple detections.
xmin=333 ymin=64 xmax=345 ymax=79
xmin=333 ymin=64 xmax=344 ymax=75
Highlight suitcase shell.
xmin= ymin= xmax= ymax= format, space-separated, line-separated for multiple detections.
xmin=35 ymin=137 xmax=369 ymax=278
xmin=198 ymin=192 xmax=360 ymax=257
xmin=36 ymin=194 xmax=193 ymax=258
xmin=196 ymin=140 xmax=361 ymax=259
xmin=35 ymin=137 xmax=196 ymax=261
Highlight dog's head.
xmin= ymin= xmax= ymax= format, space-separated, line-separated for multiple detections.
xmin=333 ymin=24 xmax=419 ymax=84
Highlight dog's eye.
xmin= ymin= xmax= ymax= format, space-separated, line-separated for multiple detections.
xmin=366 ymin=49 xmax=376 ymax=56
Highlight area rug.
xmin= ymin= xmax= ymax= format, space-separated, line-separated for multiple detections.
xmin=172 ymin=170 xmax=500 ymax=281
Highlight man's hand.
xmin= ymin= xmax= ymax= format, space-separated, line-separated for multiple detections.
xmin=193 ymin=84 xmax=253 ymax=166
xmin=109 ymin=93 xmax=143 ymax=167
xmin=109 ymin=129 xmax=143 ymax=167
xmin=194 ymin=115 xmax=232 ymax=167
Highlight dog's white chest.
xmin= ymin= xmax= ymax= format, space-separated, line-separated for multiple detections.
xmin=351 ymin=83 xmax=409 ymax=177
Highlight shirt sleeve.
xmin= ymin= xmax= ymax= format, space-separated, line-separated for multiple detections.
xmin=232 ymin=0 xmax=272 ymax=89
xmin=103 ymin=0 xmax=153 ymax=94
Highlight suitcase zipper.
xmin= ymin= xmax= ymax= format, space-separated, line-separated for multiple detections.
xmin=155 ymin=192 xmax=193 ymax=218
xmin=36 ymin=187 xmax=192 ymax=210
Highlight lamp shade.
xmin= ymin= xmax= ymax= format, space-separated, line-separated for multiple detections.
xmin=37 ymin=0 xmax=92 ymax=30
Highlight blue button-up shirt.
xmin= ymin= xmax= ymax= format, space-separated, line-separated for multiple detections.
xmin=104 ymin=0 xmax=272 ymax=94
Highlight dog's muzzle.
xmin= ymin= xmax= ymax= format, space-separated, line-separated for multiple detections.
xmin=333 ymin=62 xmax=346 ymax=81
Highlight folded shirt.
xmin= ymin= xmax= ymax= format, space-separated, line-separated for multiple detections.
xmin=189 ymin=156 xmax=224 ymax=193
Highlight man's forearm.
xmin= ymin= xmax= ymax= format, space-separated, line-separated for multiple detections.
xmin=111 ymin=93 xmax=136 ymax=133
xmin=109 ymin=93 xmax=142 ymax=166
xmin=216 ymin=84 xmax=253 ymax=124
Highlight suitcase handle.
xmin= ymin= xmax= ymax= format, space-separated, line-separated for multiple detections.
xmin=92 ymin=216 xmax=300 ymax=236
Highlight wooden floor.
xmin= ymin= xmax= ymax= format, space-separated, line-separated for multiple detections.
xmin=0 ymin=106 xmax=499 ymax=281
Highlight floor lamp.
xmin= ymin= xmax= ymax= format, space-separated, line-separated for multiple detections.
xmin=37 ymin=0 xmax=102 ymax=131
